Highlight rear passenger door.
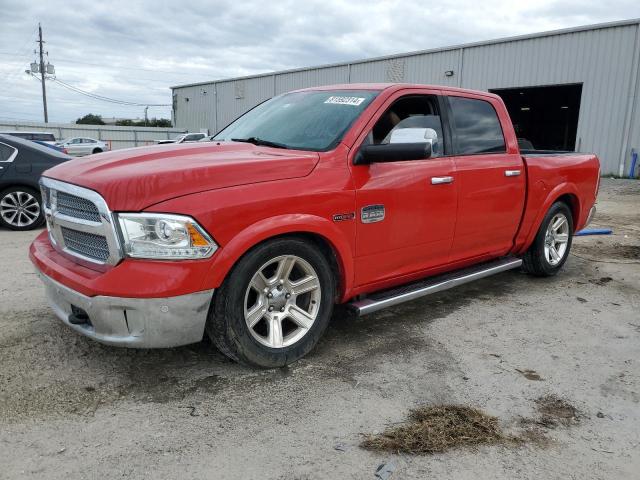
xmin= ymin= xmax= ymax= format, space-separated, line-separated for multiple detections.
xmin=446 ymin=94 xmax=525 ymax=262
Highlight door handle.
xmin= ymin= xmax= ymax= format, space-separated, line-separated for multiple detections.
xmin=431 ymin=176 xmax=454 ymax=185
xmin=505 ymin=170 xmax=521 ymax=177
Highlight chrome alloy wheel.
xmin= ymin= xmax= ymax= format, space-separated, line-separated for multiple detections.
xmin=544 ymin=213 xmax=570 ymax=266
xmin=0 ymin=191 xmax=40 ymax=228
xmin=244 ymin=254 xmax=321 ymax=349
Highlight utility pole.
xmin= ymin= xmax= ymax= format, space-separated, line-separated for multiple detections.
xmin=37 ymin=23 xmax=48 ymax=123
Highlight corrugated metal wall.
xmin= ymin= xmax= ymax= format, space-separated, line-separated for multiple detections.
xmin=172 ymin=20 xmax=640 ymax=175
xmin=460 ymin=24 xmax=639 ymax=176
xmin=0 ymin=121 xmax=185 ymax=150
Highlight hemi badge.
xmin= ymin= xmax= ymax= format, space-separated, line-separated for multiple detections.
xmin=333 ymin=212 xmax=355 ymax=222
xmin=361 ymin=204 xmax=385 ymax=223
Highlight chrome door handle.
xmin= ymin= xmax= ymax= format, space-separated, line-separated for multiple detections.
xmin=505 ymin=170 xmax=521 ymax=177
xmin=431 ymin=176 xmax=454 ymax=185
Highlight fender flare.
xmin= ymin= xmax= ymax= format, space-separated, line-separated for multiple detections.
xmin=518 ymin=182 xmax=581 ymax=253
xmin=201 ymin=214 xmax=355 ymax=300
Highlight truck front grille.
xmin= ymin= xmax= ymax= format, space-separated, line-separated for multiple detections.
xmin=40 ymin=177 xmax=121 ymax=269
xmin=56 ymin=191 xmax=101 ymax=222
xmin=60 ymin=227 xmax=110 ymax=262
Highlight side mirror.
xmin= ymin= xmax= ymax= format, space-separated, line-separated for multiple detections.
xmin=354 ymin=142 xmax=432 ymax=165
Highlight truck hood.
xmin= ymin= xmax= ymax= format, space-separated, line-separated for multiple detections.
xmin=44 ymin=142 xmax=320 ymax=211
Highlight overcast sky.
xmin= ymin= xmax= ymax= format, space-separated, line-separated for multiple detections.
xmin=1 ymin=0 xmax=638 ymax=124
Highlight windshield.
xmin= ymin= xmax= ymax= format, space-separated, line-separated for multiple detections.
xmin=214 ymin=90 xmax=378 ymax=151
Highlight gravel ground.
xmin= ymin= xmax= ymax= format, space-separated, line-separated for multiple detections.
xmin=0 ymin=179 xmax=638 ymax=480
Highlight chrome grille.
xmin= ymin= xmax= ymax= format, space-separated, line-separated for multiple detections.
xmin=56 ymin=191 xmax=101 ymax=222
xmin=40 ymin=177 xmax=122 ymax=269
xmin=41 ymin=185 xmax=51 ymax=208
xmin=61 ymin=227 xmax=110 ymax=262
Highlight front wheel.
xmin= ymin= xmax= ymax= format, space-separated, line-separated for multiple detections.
xmin=523 ymin=201 xmax=573 ymax=276
xmin=206 ymin=237 xmax=335 ymax=368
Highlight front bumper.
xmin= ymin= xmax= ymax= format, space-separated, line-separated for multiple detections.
xmin=38 ymin=271 xmax=214 ymax=348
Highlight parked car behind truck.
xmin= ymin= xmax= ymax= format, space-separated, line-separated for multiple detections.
xmin=0 ymin=134 xmax=70 ymax=230
xmin=56 ymin=137 xmax=109 ymax=156
xmin=30 ymin=83 xmax=600 ymax=367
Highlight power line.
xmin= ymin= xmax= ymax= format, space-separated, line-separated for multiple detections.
xmin=51 ymin=77 xmax=170 ymax=107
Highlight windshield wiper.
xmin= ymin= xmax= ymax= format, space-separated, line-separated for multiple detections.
xmin=231 ymin=137 xmax=289 ymax=149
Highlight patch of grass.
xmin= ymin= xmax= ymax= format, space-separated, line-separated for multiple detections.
xmin=362 ymin=396 xmax=583 ymax=455
xmin=361 ymin=405 xmax=512 ymax=454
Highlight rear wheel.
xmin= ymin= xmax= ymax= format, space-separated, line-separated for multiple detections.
xmin=0 ymin=187 xmax=44 ymax=231
xmin=523 ymin=201 xmax=573 ymax=276
xmin=206 ymin=237 xmax=335 ymax=368
xmin=92 ymin=148 xmax=103 ymax=154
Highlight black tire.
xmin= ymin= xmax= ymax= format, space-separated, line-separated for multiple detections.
xmin=0 ymin=186 xmax=45 ymax=231
xmin=206 ymin=237 xmax=336 ymax=368
xmin=92 ymin=148 xmax=103 ymax=154
xmin=523 ymin=201 xmax=573 ymax=277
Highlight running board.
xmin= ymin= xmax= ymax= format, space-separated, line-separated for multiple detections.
xmin=348 ymin=257 xmax=522 ymax=316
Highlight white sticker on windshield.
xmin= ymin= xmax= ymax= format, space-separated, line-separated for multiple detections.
xmin=324 ymin=96 xmax=366 ymax=106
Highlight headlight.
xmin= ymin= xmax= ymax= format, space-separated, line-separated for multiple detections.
xmin=116 ymin=213 xmax=217 ymax=259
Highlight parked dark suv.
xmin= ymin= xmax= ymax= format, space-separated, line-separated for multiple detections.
xmin=0 ymin=134 xmax=71 ymax=230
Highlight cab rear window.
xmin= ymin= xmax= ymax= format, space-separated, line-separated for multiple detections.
xmin=449 ymin=96 xmax=506 ymax=155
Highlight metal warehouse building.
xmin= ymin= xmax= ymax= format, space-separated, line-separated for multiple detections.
xmin=171 ymin=18 xmax=640 ymax=176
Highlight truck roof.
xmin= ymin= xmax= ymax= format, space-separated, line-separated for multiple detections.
xmin=292 ymin=83 xmax=502 ymax=100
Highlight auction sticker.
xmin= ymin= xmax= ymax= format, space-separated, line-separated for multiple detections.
xmin=324 ymin=96 xmax=366 ymax=106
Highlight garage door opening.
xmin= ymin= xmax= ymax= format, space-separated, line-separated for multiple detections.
xmin=490 ymin=84 xmax=582 ymax=151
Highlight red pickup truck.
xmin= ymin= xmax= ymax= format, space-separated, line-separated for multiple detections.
xmin=30 ymin=83 xmax=600 ymax=367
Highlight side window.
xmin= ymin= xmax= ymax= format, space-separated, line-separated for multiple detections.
xmin=33 ymin=133 xmax=55 ymax=142
xmin=0 ymin=142 xmax=18 ymax=162
xmin=365 ymin=95 xmax=446 ymax=157
xmin=449 ymin=96 xmax=506 ymax=155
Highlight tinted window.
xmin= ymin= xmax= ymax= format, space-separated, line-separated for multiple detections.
xmin=33 ymin=133 xmax=55 ymax=142
xmin=0 ymin=142 xmax=17 ymax=161
xmin=449 ymin=97 xmax=506 ymax=155
xmin=5 ymin=132 xmax=31 ymax=140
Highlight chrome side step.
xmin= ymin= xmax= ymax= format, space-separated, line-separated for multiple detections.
xmin=349 ymin=257 xmax=522 ymax=316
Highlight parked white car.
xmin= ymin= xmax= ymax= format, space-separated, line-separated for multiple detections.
xmin=157 ymin=133 xmax=206 ymax=144
xmin=56 ymin=137 xmax=109 ymax=156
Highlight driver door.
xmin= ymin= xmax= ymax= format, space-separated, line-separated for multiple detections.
xmin=349 ymin=90 xmax=458 ymax=287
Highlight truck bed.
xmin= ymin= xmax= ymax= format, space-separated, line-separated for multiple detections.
xmin=521 ymin=149 xmax=575 ymax=156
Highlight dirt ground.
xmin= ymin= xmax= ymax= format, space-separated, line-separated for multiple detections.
xmin=1 ymin=179 xmax=638 ymax=480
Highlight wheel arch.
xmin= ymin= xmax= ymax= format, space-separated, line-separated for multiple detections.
xmin=554 ymin=192 xmax=580 ymax=229
xmin=515 ymin=182 xmax=581 ymax=255
xmin=202 ymin=214 xmax=355 ymax=302
xmin=0 ymin=181 xmax=41 ymax=194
